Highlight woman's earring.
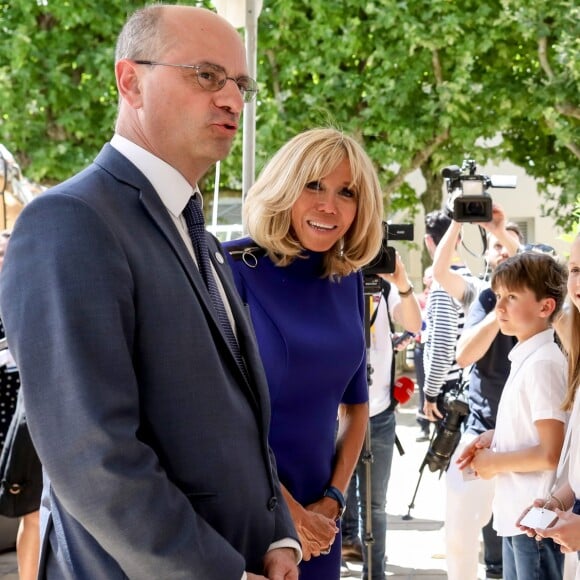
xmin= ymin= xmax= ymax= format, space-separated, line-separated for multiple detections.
xmin=338 ymin=238 xmax=345 ymax=259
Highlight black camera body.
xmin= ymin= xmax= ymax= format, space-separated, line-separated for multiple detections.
xmin=442 ymin=159 xmax=516 ymax=223
xmin=424 ymin=387 xmax=469 ymax=474
xmin=363 ymin=222 xmax=414 ymax=277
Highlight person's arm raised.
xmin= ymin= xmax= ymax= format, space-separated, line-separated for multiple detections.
xmin=431 ymin=221 xmax=466 ymax=302
xmin=456 ymin=310 xmax=500 ymax=367
xmin=380 ymin=254 xmax=422 ymax=334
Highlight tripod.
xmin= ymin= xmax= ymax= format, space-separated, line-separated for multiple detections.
xmin=402 ymin=383 xmax=468 ymax=520
xmin=361 ymin=287 xmax=377 ymax=579
xmin=401 ymin=430 xmax=439 ymax=521
xmin=356 ymin=277 xmax=405 ymax=579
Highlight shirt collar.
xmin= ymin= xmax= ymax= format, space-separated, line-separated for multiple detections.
xmin=508 ymin=328 xmax=554 ymax=363
xmin=110 ymin=134 xmax=200 ymax=217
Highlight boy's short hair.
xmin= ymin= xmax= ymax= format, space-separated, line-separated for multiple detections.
xmin=491 ymin=251 xmax=567 ymax=321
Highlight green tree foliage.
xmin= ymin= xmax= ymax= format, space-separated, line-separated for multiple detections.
xmin=1 ymin=1 xmax=130 ymax=180
xmin=253 ymin=0 xmax=579 ymax=229
xmin=0 ymin=0 xmax=578 ymax=230
xmin=0 ymin=0 xmax=209 ymax=181
xmin=496 ymin=0 xmax=580 ymax=229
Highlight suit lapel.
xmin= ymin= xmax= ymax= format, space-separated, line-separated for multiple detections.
xmin=207 ymin=236 xmax=263 ymax=413
xmin=94 ymin=145 xmax=261 ymax=413
xmin=138 ymin=187 xmax=213 ymax=311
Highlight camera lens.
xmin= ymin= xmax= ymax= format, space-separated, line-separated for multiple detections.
xmin=465 ymin=202 xmax=484 ymax=217
xmin=453 ymin=196 xmax=492 ymax=223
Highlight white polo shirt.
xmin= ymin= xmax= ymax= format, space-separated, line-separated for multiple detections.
xmin=492 ymin=328 xmax=568 ymax=537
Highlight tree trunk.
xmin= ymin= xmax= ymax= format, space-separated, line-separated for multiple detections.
xmin=419 ymin=157 xmax=445 ymax=273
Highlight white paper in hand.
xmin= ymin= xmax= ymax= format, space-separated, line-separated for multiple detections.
xmin=519 ymin=507 xmax=558 ymax=529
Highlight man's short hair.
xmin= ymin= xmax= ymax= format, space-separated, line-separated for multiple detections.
xmin=504 ymin=222 xmax=524 ymax=244
xmin=424 ymin=210 xmax=452 ymax=246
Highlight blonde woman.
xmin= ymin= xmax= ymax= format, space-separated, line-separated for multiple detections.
xmin=224 ymin=128 xmax=383 ymax=579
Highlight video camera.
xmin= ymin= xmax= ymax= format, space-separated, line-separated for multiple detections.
xmin=363 ymin=222 xmax=414 ymax=276
xmin=442 ymin=159 xmax=516 ymax=223
xmin=423 ymin=387 xmax=469 ymax=475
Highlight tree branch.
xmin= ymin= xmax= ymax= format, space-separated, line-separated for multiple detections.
xmin=537 ymin=36 xmax=580 ymax=119
xmin=432 ymin=48 xmax=443 ymax=86
xmin=543 ymin=114 xmax=580 ymax=161
xmin=538 ymin=36 xmax=554 ymax=81
xmin=555 ymin=103 xmax=580 ymax=120
xmin=383 ymin=129 xmax=450 ymax=195
xmin=537 ymin=37 xmax=579 ymax=157
xmin=265 ymin=49 xmax=285 ymax=115
xmin=563 ymin=141 xmax=580 ymax=161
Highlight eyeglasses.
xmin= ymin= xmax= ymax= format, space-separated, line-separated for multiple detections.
xmin=134 ymin=60 xmax=258 ymax=103
xmin=522 ymin=243 xmax=557 ymax=256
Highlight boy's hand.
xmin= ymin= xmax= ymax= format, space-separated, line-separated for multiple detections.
xmin=456 ymin=430 xmax=494 ymax=470
xmin=470 ymin=448 xmax=497 ymax=479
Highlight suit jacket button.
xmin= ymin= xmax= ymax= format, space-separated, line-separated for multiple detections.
xmin=267 ymin=497 xmax=277 ymax=511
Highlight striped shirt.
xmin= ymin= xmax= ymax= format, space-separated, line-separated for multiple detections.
xmin=422 ymin=265 xmax=473 ymax=400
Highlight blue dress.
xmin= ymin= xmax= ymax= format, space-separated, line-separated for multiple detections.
xmin=224 ymin=238 xmax=368 ymax=579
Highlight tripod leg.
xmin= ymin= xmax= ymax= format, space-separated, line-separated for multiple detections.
xmin=362 ymin=423 xmax=374 ymax=580
xmin=402 ymin=461 xmax=427 ymax=521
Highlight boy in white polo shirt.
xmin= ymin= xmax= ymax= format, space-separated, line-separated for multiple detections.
xmin=457 ymin=251 xmax=568 ymax=580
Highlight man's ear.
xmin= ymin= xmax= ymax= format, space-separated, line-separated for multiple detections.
xmin=424 ymin=234 xmax=435 ymax=257
xmin=116 ymin=59 xmax=143 ymax=108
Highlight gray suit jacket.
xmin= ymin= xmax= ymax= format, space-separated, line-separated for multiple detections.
xmin=0 ymin=144 xmax=296 ymax=579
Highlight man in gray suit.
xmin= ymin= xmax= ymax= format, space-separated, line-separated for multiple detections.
xmin=0 ymin=5 xmax=299 ymax=579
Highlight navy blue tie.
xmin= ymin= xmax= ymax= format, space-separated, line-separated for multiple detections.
xmin=183 ymin=196 xmax=247 ymax=380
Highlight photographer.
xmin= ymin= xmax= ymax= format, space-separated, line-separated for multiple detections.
xmin=432 ymin=205 xmax=522 ymax=580
xmin=342 ymin=252 xmax=421 ymax=580
xmin=432 ymin=204 xmax=520 ymax=307
xmin=422 ymin=210 xmax=476 ymax=423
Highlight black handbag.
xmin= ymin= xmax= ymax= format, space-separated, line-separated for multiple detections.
xmin=0 ymin=391 xmax=42 ymax=518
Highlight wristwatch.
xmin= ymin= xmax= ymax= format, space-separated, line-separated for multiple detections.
xmin=323 ymin=486 xmax=346 ymax=519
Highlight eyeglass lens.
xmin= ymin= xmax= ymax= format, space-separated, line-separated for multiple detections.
xmin=196 ymin=64 xmax=256 ymax=103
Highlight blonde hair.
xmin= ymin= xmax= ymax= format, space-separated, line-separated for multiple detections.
xmin=243 ymin=128 xmax=383 ymax=278
xmin=562 ymin=233 xmax=580 ymax=411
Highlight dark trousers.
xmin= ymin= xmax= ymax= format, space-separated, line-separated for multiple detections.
xmin=343 ymin=408 xmax=396 ymax=580
xmin=413 ymin=344 xmax=429 ymax=432
xmin=482 ymin=515 xmax=502 ymax=569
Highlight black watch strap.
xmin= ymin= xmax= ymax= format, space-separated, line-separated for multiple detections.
xmin=323 ymin=485 xmax=346 ymax=519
